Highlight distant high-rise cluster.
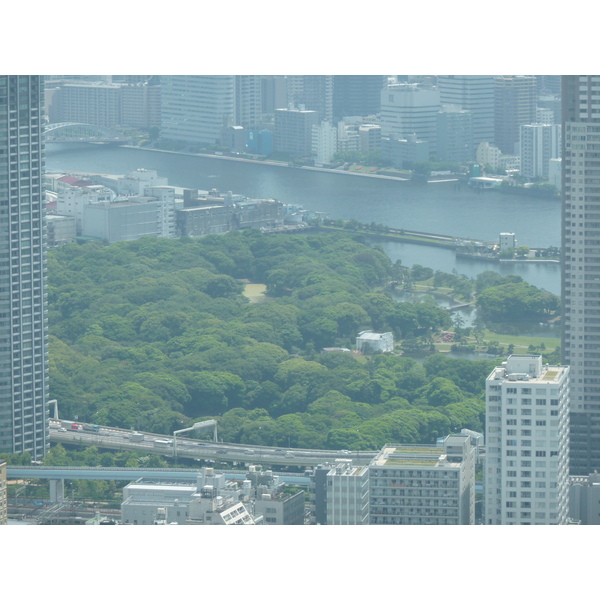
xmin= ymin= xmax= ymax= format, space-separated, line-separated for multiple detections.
xmin=43 ymin=74 xmax=565 ymax=180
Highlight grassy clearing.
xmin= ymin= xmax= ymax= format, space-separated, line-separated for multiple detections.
xmin=479 ymin=330 xmax=559 ymax=351
xmin=242 ymin=283 xmax=268 ymax=303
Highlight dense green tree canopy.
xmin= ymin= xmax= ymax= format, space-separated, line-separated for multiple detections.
xmin=47 ymin=231 xmax=491 ymax=449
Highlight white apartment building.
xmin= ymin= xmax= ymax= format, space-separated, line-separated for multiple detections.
xmin=325 ymin=460 xmax=370 ymax=525
xmin=519 ymin=123 xmax=561 ymax=179
xmin=116 ymin=168 xmax=169 ymax=196
xmin=548 ymin=157 xmax=561 ymax=191
xmin=312 ymin=120 xmax=338 ymax=166
xmin=499 ymin=232 xmax=516 ymax=253
xmin=56 ymin=184 xmax=116 ymax=235
xmin=485 ymin=355 xmax=570 ymax=525
xmin=476 ymin=141 xmax=502 ymax=171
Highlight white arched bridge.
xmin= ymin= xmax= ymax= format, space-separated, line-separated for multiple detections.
xmin=44 ymin=122 xmax=131 ymax=144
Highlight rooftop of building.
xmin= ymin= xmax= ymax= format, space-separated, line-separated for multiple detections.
xmin=487 ymin=354 xmax=568 ymax=384
xmin=371 ymin=445 xmax=461 ymax=468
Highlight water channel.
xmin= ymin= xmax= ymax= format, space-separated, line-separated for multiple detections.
xmin=45 ymin=144 xmax=562 ymax=296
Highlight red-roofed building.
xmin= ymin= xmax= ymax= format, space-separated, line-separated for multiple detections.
xmin=57 ymin=175 xmax=92 ymax=187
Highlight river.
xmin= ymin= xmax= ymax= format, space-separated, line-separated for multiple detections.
xmin=45 ymin=144 xmax=561 ymax=295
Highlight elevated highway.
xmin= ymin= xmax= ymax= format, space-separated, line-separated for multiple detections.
xmin=48 ymin=419 xmax=377 ymax=467
xmin=6 ymin=465 xmax=311 ymax=486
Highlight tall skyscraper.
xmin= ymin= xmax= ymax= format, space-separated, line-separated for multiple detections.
xmin=494 ymin=75 xmax=537 ymax=155
xmin=0 ymin=75 xmax=49 ymax=459
xmin=485 ymin=355 xmax=570 ymax=525
xmin=380 ymin=82 xmax=440 ymax=154
xmin=286 ymin=75 xmax=334 ymax=122
xmin=161 ymin=75 xmax=235 ymax=146
xmin=562 ymin=75 xmax=600 ymax=474
xmin=332 ymin=75 xmax=386 ymax=121
xmin=438 ymin=75 xmax=495 ymax=155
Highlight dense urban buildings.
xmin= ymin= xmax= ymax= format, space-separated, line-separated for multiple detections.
xmin=485 ymin=355 xmax=570 ymax=524
xmin=562 ymin=75 xmax=600 ymax=475
xmin=0 ymin=75 xmax=49 ymax=460
xmin=319 ymin=433 xmax=478 ymax=525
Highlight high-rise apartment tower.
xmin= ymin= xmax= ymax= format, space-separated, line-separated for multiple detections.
xmin=485 ymin=355 xmax=570 ymax=524
xmin=562 ymin=75 xmax=600 ymax=474
xmin=0 ymin=75 xmax=49 ymax=459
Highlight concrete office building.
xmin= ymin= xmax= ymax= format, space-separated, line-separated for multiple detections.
xmin=287 ymin=75 xmax=334 ymax=123
xmin=49 ymin=80 xmax=123 ymax=127
xmin=485 ymin=355 xmax=570 ymax=525
xmin=358 ymin=124 xmax=381 ymax=154
xmin=46 ymin=215 xmax=77 ymax=246
xmin=56 ymin=184 xmax=116 ymax=235
xmin=177 ymin=197 xmax=284 ymax=237
xmin=438 ymin=75 xmax=495 ymax=154
xmin=519 ymin=123 xmax=561 ymax=179
xmin=380 ymin=82 xmax=440 ymax=153
xmin=332 ymin=75 xmax=385 ymax=121
xmin=247 ymin=466 xmax=305 ymax=525
xmin=476 ymin=141 xmax=502 ymax=171
xmin=369 ymin=435 xmax=476 ymax=525
xmin=234 ymin=75 xmax=262 ymax=129
xmin=121 ymin=468 xmax=256 ymax=525
xmin=381 ymin=134 xmax=429 ymax=170
xmin=121 ymin=81 xmax=161 ymax=129
xmin=312 ymin=121 xmax=338 ymax=166
xmin=537 ymin=94 xmax=562 ymax=127
xmin=562 ymin=75 xmax=600 ymax=475
xmin=82 ymin=197 xmax=167 ymax=243
xmin=569 ymin=472 xmax=600 ymax=524
xmin=260 ymin=75 xmax=288 ymax=116
xmin=536 ymin=107 xmax=555 ymax=125
xmin=325 ymin=460 xmax=370 ymax=525
xmin=436 ymin=104 xmax=473 ymax=163
xmin=161 ymin=75 xmax=235 ymax=146
xmin=274 ymin=106 xmax=320 ymax=157
xmin=0 ymin=76 xmax=49 ymax=459
xmin=494 ymin=75 xmax=537 ymax=154
xmin=337 ymin=120 xmax=361 ymax=154
xmin=499 ymin=232 xmax=517 ymax=253
xmin=549 ymin=157 xmax=561 ymax=191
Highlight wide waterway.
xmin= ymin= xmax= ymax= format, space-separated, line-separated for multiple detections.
xmin=45 ymin=144 xmax=562 ymax=295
